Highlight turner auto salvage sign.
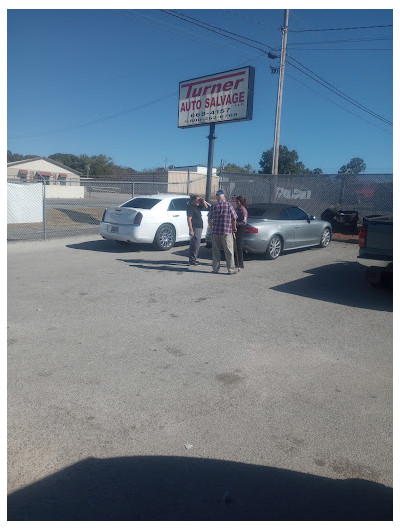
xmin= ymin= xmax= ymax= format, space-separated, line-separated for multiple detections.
xmin=178 ymin=66 xmax=255 ymax=128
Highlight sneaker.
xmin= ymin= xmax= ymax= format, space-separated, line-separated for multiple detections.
xmin=228 ymin=269 xmax=238 ymax=275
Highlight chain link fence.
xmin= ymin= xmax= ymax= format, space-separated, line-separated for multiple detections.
xmin=8 ymin=172 xmax=392 ymax=242
xmin=7 ymin=172 xmax=216 ymax=242
xmin=220 ymin=172 xmax=393 ymax=228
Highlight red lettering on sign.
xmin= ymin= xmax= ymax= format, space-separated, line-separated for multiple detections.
xmin=182 ymin=71 xmax=246 ymax=98
xmin=210 ymin=97 xmax=216 ymax=107
xmin=222 ymin=81 xmax=233 ymax=91
xmin=232 ymin=93 xmax=239 ymax=104
xmin=225 ymin=94 xmax=232 ymax=104
xmin=205 ymin=98 xmax=210 ymax=108
xmin=196 ymin=100 xmax=202 ymax=109
xmin=234 ymin=78 xmax=244 ymax=89
xmin=239 ymin=92 xmax=245 ymax=103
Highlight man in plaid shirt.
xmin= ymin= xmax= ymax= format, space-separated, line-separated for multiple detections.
xmin=208 ymin=190 xmax=238 ymax=274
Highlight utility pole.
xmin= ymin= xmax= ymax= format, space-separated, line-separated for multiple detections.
xmin=271 ymin=9 xmax=289 ymax=200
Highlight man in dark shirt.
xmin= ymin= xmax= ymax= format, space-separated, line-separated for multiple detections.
xmin=187 ymin=195 xmax=208 ymax=265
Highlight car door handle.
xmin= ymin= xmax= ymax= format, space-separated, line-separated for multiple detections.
xmin=172 ymin=215 xmax=180 ymax=217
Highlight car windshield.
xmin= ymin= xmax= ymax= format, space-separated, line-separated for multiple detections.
xmin=121 ymin=198 xmax=161 ymax=209
xmin=247 ymin=204 xmax=285 ymax=220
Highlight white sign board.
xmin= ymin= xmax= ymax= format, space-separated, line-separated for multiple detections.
xmin=178 ymin=66 xmax=255 ymax=128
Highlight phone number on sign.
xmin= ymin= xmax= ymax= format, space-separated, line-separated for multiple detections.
xmin=184 ymin=109 xmax=239 ymax=124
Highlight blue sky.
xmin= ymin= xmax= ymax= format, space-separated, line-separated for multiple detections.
xmin=7 ymin=8 xmax=393 ymax=174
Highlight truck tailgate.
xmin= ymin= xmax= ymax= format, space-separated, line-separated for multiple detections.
xmin=365 ymin=217 xmax=393 ymax=251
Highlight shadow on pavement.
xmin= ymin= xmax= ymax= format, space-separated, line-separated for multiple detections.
xmin=271 ymin=261 xmax=392 ymax=311
xmin=117 ymin=258 xmax=212 ymax=274
xmin=8 ymin=456 xmax=392 ymax=521
xmin=67 ymin=240 xmax=191 ymax=254
xmin=66 ymin=240 xmax=147 ymax=253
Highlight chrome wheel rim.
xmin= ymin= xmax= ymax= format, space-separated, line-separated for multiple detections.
xmin=321 ymin=228 xmax=330 ymax=247
xmin=269 ymin=237 xmax=281 ymax=258
xmin=159 ymin=226 xmax=174 ymax=248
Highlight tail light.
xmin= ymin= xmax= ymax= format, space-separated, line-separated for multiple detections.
xmin=101 ymin=209 xmax=107 ymax=222
xmin=134 ymin=212 xmax=143 ymax=226
xmin=359 ymin=224 xmax=367 ymax=247
xmin=245 ymin=225 xmax=258 ymax=234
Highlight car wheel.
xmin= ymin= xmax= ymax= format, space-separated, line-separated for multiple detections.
xmin=266 ymin=235 xmax=282 ymax=260
xmin=153 ymin=224 xmax=176 ymax=250
xmin=319 ymin=227 xmax=331 ymax=248
xmin=366 ymin=269 xmax=392 ymax=289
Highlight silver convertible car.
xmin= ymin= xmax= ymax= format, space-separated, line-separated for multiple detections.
xmin=206 ymin=203 xmax=332 ymax=259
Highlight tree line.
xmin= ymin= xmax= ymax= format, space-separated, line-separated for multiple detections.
xmin=7 ymin=147 xmax=366 ymax=177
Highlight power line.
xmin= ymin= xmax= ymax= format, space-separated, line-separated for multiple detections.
xmin=160 ymin=9 xmax=277 ymax=53
xmin=289 ymin=24 xmax=393 ymax=32
xmin=285 ymin=55 xmax=392 ymax=126
xmin=285 ymin=72 xmax=392 ymax=135
xmin=287 ymin=36 xmax=392 ymax=45
xmin=220 ymin=9 xmax=279 ymax=29
xmin=160 ymin=9 xmax=392 ymax=128
xmin=286 ymin=48 xmax=392 ymax=51
xmin=8 ymin=92 xmax=178 ymax=140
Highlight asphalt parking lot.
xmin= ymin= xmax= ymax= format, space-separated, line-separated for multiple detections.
xmin=7 ymin=236 xmax=392 ymax=520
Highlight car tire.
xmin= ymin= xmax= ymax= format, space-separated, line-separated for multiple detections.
xmin=153 ymin=224 xmax=176 ymax=251
xmin=319 ymin=227 xmax=331 ymax=248
xmin=366 ymin=269 xmax=392 ymax=289
xmin=266 ymin=235 xmax=282 ymax=260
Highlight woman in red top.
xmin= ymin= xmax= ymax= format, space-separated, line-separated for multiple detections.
xmin=235 ymin=196 xmax=248 ymax=270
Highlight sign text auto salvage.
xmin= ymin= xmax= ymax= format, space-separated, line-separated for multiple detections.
xmin=178 ymin=66 xmax=255 ymax=128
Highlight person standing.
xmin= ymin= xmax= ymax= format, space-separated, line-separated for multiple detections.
xmin=208 ymin=190 xmax=238 ymax=274
xmin=235 ymin=195 xmax=248 ymax=270
xmin=187 ymin=194 xmax=208 ymax=266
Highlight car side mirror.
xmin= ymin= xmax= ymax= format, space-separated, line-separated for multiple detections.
xmin=309 ymin=215 xmax=316 ymax=221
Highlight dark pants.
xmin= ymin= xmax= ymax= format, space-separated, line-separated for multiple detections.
xmin=189 ymin=227 xmax=203 ymax=264
xmin=236 ymin=225 xmax=245 ymax=268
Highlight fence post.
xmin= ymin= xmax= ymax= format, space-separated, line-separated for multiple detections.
xmin=187 ymin=169 xmax=190 ymax=195
xmin=132 ymin=181 xmax=135 ymax=197
xmin=42 ymin=181 xmax=46 ymax=241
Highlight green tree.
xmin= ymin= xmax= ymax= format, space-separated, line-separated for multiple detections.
xmin=7 ymin=150 xmax=38 ymax=162
xmin=222 ymin=162 xmax=256 ymax=173
xmin=337 ymin=157 xmax=366 ymax=175
xmin=48 ymin=153 xmax=114 ymax=176
xmin=259 ymin=145 xmax=309 ymax=174
xmin=312 ymin=168 xmax=323 ymax=175
xmin=337 ymin=158 xmax=366 ymax=205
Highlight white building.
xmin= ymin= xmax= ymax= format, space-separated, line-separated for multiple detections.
xmin=7 ymin=157 xmax=82 ymax=185
xmin=170 ymin=164 xmax=217 ymax=175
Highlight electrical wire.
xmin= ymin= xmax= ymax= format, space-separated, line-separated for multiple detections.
xmin=286 ymin=72 xmax=392 ymax=135
xmin=287 ymin=36 xmax=392 ymax=45
xmin=160 ymin=9 xmax=277 ymax=53
xmin=285 ymin=55 xmax=392 ymax=126
xmin=161 ymin=9 xmax=392 ymax=128
xmin=8 ymin=92 xmax=178 ymax=140
xmin=289 ymin=24 xmax=393 ymax=32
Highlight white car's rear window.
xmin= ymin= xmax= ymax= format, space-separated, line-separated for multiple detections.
xmin=122 ymin=198 xmax=161 ymax=209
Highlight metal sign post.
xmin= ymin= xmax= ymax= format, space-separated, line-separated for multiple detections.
xmin=206 ymin=123 xmax=216 ymax=203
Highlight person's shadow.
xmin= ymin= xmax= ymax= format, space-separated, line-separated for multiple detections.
xmin=8 ymin=455 xmax=392 ymax=521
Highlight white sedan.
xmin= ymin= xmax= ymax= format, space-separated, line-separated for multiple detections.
xmin=100 ymin=194 xmax=209 ymax=250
